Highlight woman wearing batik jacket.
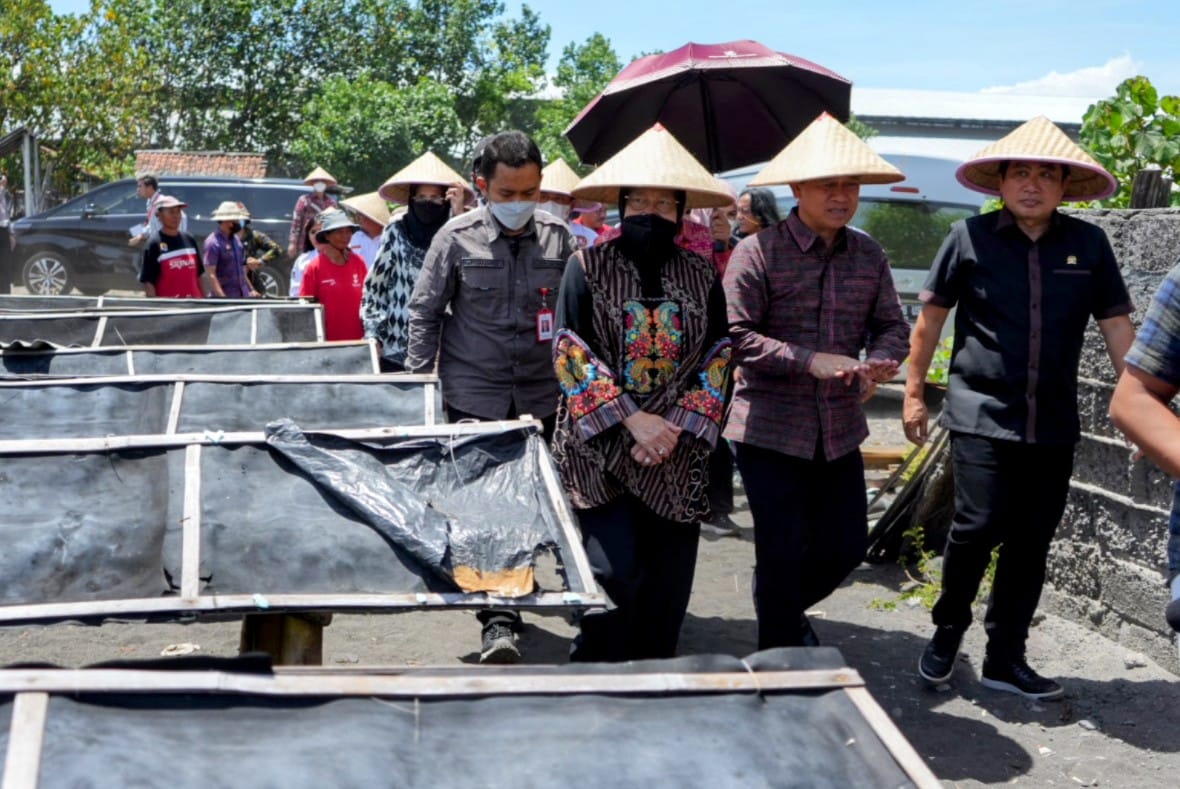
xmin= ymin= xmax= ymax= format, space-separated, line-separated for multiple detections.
xmin=551 ymin=124 xmax=735 ymax=663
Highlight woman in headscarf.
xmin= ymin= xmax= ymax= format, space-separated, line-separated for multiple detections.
xmin=552 ymin=124 xmax=734 ymax=662
xmin=361 ymin=152 xmax=473 ymax=371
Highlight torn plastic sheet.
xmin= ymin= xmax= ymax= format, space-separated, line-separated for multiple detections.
xmin=264 ymin=419 xmax=553 ymax=597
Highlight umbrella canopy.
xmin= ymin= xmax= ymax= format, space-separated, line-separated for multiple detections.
xmin=565 ymin=39 xmax=852 ymax=173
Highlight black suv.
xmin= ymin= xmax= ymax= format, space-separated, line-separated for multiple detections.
xmin=11 ymin=176 xmax=320 ymax=297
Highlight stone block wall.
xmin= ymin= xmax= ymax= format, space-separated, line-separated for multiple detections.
xmin=1046 ymin=208 xmax=1180 ymax=669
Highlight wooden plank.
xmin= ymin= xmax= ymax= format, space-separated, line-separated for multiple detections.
xmin=861 ymin=446 xmax=910 ymax=470
xmin=0 ymin=589 xmax=606 ymax=624
xmin=844 ymin=686 xmax=941 ymax=788
xmin=180 ymin=445 xmax=202 ymax=601
xmin=90 ymin=315 xmax=107 ymax=348
xmin=536 ymin=439 xmax=597 ymax=597
xmin=1 ymin=692 xmax=49 ymax=789
xmin=0 ymin=668 xmax=863 ymax=698
xmin=0 ymin=372 xmax=438 ymax=388
xmin=165 ymin=381 xmax=184 ymax=435
xmin=0 ymin=418 xmax=541 ymax=455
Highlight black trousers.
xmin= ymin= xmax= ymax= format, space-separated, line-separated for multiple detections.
xmin=932 ymin=433 xmax=1074 ymax=659
xmin=735 ymin=442 xmax=867 ymax=649
xmin=571 ymin=495 xmax=701 ymax=662
xmin=707 ymin=439 xmax=735 ymax=515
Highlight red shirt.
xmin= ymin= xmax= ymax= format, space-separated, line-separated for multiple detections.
xmin=140 ymin=232 xmax=205 ymax=298
xmin=299 ymin=251 xmax=367 ymax=341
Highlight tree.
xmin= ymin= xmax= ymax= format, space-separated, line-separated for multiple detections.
xmin=1080 ymin=75 xmax=1180 ymax=207
xmin=291 ymin=75 xmax=465 ymax=192
xmin=533 ymin=33 xmax=622 ymax=172
xmin=1 ymin=0 xmax=156 ymax=198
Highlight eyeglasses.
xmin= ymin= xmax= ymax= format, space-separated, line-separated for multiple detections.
xmin=412 ymin=196 xmax=446 ymax=205
xmin=625 ymin=195 xmax=679 ymax=212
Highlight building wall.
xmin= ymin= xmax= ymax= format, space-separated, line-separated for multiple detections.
xmin=1045 ymin=208 xmax=1180 ymax=670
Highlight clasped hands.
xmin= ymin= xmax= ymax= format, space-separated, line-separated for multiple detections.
xmin=624 ymin=411 xmax=683 ymax=468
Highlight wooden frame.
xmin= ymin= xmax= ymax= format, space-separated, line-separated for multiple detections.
xmin=0 ymin=666 xmax=940 ymax=788
xmin=0 ymin=340 xmax=383 ymax=376
xmin=0 ymin=303 xmax=325 ymax=346
xmin=0 ymin=419 xmax=604 ymax=624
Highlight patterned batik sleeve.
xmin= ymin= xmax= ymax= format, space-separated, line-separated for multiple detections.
xmin=666 ymin=337 xmax=733 ymax=447
xmin=1126 ymin=263 xmax=1180 ymax=387
xmin=554 ymin=328 xmax=639 ymax=440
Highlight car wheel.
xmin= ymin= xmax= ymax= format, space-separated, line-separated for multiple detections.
xmin=253 ymin=264 xmax=287 ymax=298
xmin=22 ymin=251 xmax=74 ymax=295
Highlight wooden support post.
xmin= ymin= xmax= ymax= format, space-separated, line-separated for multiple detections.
xmin=239 ymin=613 xmax=330 ymax=666
xmin=1130 ymin=168 xmax=1173 ymax=208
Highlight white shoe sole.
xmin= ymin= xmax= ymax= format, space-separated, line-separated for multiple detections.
xmin=980 ymin=675 xmax=1064 ymax=700
xmin=918 ymin=657 xmax=955 ymax=684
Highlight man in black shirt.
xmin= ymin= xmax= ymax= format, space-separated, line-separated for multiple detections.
xmin=904 ymin=117 xmax=1136 ymax=700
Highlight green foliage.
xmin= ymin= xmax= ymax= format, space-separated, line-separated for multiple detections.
xmin=926 ymin=335 xmax=953 ymax=386
xmin=292 ymin=76 xmax=465 ymax=192
xmin=847 ymin=114 xmax=877 ymax=141
xmin=1080 ymin=75 xmax=1180 ymax=207
xmin=533 ymin=33 xmax=622 ymax=172
xmin=859 ymin=202 xmax=973 ymax=270
xmin=892 ymin=522 xmax=998 ymax=611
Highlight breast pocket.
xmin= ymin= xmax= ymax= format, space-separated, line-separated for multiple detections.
xmin=459 ymin=258 xmax=508 ymax=321
xmin=531 ymin=257 xmax=567 ymax=292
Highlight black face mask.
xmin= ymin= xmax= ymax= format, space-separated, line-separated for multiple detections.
xmin=227 ymin=222 xmax=242 ymax=234
xmin=619 ymin=214 xmax=679 ymax=260
xmin=410 ymin=199 xmax=449 ymax=227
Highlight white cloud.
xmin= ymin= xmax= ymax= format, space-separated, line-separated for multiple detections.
xmin=982 ymin=54 xmax=1141 ymax=98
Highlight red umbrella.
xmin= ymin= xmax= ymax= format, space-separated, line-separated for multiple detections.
xmin=564 ymin=40 xmax=852 ymax=173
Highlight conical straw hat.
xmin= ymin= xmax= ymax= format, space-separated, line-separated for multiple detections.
xmin=749 ymin=112 xmax=904 ymax=187
xmin=302 ymin=166 xmax=338 ymax=186
xmin=571 ymin=124 xmax=735 ymax=209
xmin=342 ymin=191 xmax=392 ymax=228
xmin=955 ymin=115 xmax=1117 ymax=201
xmin=378 ymin=152 xmax=474 ymax=205
xmin=540 ymin=158 xmax=582 ymax=197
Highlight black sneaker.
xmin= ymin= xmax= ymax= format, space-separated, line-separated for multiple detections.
xmin=918 ymin=625 xmax=963 ymax=683
xmin=980 ymin=656 xmax=1064 ymax=700
xmin=480 ymin=622 xmax=521 ymax=664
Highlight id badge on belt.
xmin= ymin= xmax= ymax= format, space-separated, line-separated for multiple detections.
xmin=536 ymin=287 xmax=554 ymax=342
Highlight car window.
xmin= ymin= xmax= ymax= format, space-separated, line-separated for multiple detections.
xmin=854 ymin=200 xmax=975 ymax=270
xmin=48 ymin=182 xmax=141 ymax=218
xmin=240 ymin=187 xmax=297 ymax=223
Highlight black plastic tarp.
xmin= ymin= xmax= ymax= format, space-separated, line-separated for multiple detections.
xmin=0 ymin=304 xmax=322 ymax=347
xmin=0 ymin=376 xmax=440 ymax=439
xmin=0 ymin=343 xmax=378 ymax=377
xmin=0 ymin=425 xmax=591 ymax=622
xmin=0 ymin=650 xmax=932 ymax=788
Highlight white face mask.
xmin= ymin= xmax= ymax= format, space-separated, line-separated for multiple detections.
xmin=313 ymin=182 xmax=328 ymax=194
xmin=489 ymin=200 xmax=537 ymax=231
xmin=537 ymin=201 xmax=572 ymax=221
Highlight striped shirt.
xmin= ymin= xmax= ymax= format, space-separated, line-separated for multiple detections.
xmin=722 ymin=209 xmax=910 ymax=460
xmin=1126 ymin=260 xmax=1180 ymax=386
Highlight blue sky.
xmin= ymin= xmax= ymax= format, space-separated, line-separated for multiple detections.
xmin=47 ymin=0 xmax=1180 ymax=97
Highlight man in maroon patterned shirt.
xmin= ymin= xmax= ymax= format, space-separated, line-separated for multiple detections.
xmin=722 ymin=113 xmax=911 ymax=649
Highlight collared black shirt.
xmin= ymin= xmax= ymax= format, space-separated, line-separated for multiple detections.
xmin=920 ymin=208 xmax=1132 ymax=445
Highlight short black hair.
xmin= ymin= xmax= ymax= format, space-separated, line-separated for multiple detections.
xmin=741 ymin=187 xmax=781 ymax=229
xmin=478 ymin=131 xmax=543 ymax=182
xmin=997 ymin=160 xmax=1071 ymax=181
xmin=137 ymin=174 xmax=159 ymax=190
